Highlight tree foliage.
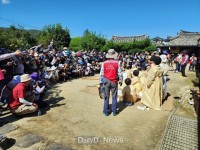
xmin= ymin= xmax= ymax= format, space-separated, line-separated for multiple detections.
xmin=0 ymin=25 xmax=156 ymax=53
xmin=81 ymin=29 xmax=106 ymax=50
xmin=69 ymin=37 xmax=82 ymax=51
xmin=0 ymin=25 xmax=36 ymax=51
xmin=37 ymin=23 xmax=71 ymax=49
xmin=101 ymin=38 xmax=156 ymax=53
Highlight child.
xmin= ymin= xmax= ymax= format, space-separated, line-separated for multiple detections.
xmin=131 ymin=70 xmax=143 ymax=98
xmin=120 ymin=78 xmax=137 ymax=106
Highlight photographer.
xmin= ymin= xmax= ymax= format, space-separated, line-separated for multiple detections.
xmin=0 ymin=50 xmax=21 ymax=61
xmin=26 ymin=50 xmax=38 ymax=73
xmin=0 ymin=50 xmax=22 ymax=91
xmin=13 ymin=54 xmax=25 ymax=75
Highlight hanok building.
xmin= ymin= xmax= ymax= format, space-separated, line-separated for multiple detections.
xmin=158 ymin=30 xmax=200 ymax=54
xmin=112 ymin=35 xmax=148 ymax=43
xmin=151 ymin=36 xmax=164 ymax=46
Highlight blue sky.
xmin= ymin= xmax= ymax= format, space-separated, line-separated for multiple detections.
xmin=0 ymin=0 xmax=200 ymax=39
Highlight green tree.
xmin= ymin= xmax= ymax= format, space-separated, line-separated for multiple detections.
xmin=101 ymin=41 xmax=114 ymax=52
xmin=0 ymin=25 xmax=36 ymax=51
xmin=144 ymin=45 xmax=156 ymax=52
xmin=0 ymin=29 xmax=5 ymax=47
xmin=37 ymin=23 xmax=71 ymax=49
xmin=101 ymin=38 xmax=155 ymax=53
xmin=69 ymin=37 xmax=82 ymax=51
xmin=81 ymin=29 xmax=106 ymax=50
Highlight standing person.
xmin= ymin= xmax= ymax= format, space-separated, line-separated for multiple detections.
xmin=26 ymin=50 xmax=38 ymax=73
xmin=100 ymin=49 xmax=123 ymax=116
xmin=30 ymin=44 xmax=43 ymax=53
xmin=174 ymin=53 xmax=182 ymax=72
xmin=0 ymin=50 xmax=22 ymax=91
xmin=189 ymin=54 xmax=197 ymax=71
xmin=181 ymin=50 xmax=189 ymax=77
xmin=160 ymin=51 xmax=170 ymax=99
xmin=138 ymin=56 xmax=163 ymax=110
xmin=48 ymin=40 xmax=54 ymax=50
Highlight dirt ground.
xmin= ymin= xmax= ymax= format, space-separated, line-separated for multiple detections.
xmin=0 ymin=67 xmax=197 ymax=150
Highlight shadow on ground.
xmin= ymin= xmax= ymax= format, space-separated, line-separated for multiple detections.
xmin=108 ymin=101 xmax=127 ymax=114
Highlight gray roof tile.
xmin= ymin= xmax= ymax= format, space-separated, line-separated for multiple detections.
xmin=166 ymin=30 xmax=200 ymax=46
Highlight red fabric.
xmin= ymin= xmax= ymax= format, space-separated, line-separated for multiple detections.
xmin=0 ymin=69 xmax=4 ymax=80
xmin=167 ymin=54 xmax=171 ymax=59
xmin=182 ymin=55 xmax=186 ymax=64
xmin=103 ymin=60 xmax=119 ymax=83
xmin=9 ymin=82 xmax=26 ymax=110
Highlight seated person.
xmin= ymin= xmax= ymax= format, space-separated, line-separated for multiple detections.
xmin=43 ymin=67 xmax=58 ymax=83
xmin=30 ymin=73 xmax=47 ymax=107
xmin=8 ymin=74 xmax=38 ymax=116
xmin=75 ymin=64 xmax=83 ymax=78
xmin=120 ymin=78 xmax=138 ymax=106
xmin=85 ymin=63 xmax=94 ymax=76
xmin=66 ymin=65 xmax=75 ymax=79
xmin=120 ymin=67 xmax=137 ymax=89
xmin=127 ymin=67 xmax=137 ymax=78
xmin=131 ymin=70 xmax=143 ymax=98
xmin=58 ymin=64 xmax=67 ymax=81
xmin=94 ymin=62 xmax=101 ymax=74
xmin=50 ymin=66 xmax=59 ymax=82
xmin=43 ymin=67 xmax=53 ymax=80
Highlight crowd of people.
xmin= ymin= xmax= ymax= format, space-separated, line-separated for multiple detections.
xmin=0 ymin=45 xmax=106 ymax=116
xmin=0 ymin=42 xmax=200 ymax=148
xmin=0 ymin=41 xmax=199 ymax=117
xmin=100 ymin=49 xmax=200 ymax=115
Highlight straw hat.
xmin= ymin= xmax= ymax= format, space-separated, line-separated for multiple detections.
xmin=63 ymin=47 xmax=68 ymax=50
xmin=20 ymin=74 xmax=31 ymax=82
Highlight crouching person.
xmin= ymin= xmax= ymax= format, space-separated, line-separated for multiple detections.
xmin=8 ymin=74 xmax=38 ymax=116
xmin=120 ymin=78 xmax=138 ymax=106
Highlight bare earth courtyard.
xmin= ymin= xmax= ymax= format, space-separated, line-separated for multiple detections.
xmin=0 ymin=69 xmax=197 ymax=150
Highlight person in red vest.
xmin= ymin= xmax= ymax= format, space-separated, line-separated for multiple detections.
xmin=100 ymin=49 xmax=123 ymax=116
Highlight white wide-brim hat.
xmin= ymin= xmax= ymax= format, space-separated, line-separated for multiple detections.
xmin=50 ymin=66 xmax=57 ymax=71
xmin=106 ymin=49 xmax=118 ymax=59
xmin=20 ymin=74 xmax=31 ymax=82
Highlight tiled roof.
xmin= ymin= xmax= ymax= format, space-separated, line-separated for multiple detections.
xmin=166 ymin=30 xmax=200 ymax=46
xmin=151 ymin=36 xmax=164 ymax=41
xmin=151 ymin=36 xmax=165 ymax=46
xmin=112 ymin=35 xmax=148 ymax=43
